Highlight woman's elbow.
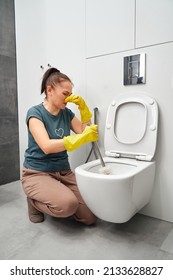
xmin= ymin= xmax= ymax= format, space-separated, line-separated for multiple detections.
xmin=41 ymin=143 xmax=52 ymax=155
xmin=41 ymin=140 xmax=65 ymax=154
xmin=42 ymin=146 xmax=50 ymax=155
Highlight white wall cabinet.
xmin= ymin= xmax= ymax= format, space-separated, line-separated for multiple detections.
xmin=86 ymin=0 xmax=135 ymax=58
xmin=136 ymin=0 xmax=173 ymax=48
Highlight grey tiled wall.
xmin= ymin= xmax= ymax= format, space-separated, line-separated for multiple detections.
xmin=0 ymin=0 xmax=20 ymax=185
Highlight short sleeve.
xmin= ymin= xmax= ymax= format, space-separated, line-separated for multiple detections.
xmin=26 ymin=106 xmax=43 ymax=127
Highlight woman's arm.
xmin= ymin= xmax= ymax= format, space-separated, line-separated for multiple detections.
xmin=70 ymin=116 xmax=91 ymax=134
xmin=29 ymin=117 xmax=66 ymax=154
xmin=29 ymin=116 xmax=93 ymax=155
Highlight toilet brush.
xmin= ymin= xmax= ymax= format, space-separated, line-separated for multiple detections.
xmin=91 ymin=107 xmax=111 ymax=175
xmin=93 ymin=141 xmax=111 ymax=175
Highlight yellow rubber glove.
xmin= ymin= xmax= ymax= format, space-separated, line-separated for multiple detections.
xmin=63 ymin=125 xmax=98 ymax=152
xmin=65 ymin=94 xmax=92 ymax=123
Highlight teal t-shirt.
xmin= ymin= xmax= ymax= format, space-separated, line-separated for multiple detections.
xmin=23 ymin=103 xmax=75 ymax=172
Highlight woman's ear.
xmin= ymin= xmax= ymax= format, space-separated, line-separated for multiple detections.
xmin=46 ymin=85 xmax=53 ymax=96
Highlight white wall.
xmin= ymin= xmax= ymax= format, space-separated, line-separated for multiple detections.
xmin=86 ymin=0 xmax=135 ymax=57
xmin=15 ymin=0 xmax=87 ymax=173
xmin=44 ymin=0 xmax=87 ymax=169
xmin=85 ymin=0 xmax=173 ymax=223
xmin=136 ymin=0 xmax=173 ymax=47
xmin=15 ymin=0 xmax=173 ymax=223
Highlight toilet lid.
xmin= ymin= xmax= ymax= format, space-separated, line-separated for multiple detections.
xmin=104 ymin=93 xmax=158 ymax=161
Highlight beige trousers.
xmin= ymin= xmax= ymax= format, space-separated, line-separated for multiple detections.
xmin=22 ymin=167 xmax=97 ymax=225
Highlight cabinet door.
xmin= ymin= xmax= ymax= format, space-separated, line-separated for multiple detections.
xmin=15 ymin=0 xmax=46 ymax=101
xmin=86 ymin=0 xmax=135 ymax=57
xmin=15 ymin=0 xmax=46 ymax=173
xmin=136 ymin=0 xmax=173 ymax=47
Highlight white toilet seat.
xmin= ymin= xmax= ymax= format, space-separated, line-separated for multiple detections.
xmin=105 ymin=92 xmax=158 ymax=161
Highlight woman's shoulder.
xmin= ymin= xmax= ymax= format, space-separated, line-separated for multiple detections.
xmin=26 ymin=104 xmax=44 ymax=124
xmin=27 ymin=103 xmax=43 ymax=114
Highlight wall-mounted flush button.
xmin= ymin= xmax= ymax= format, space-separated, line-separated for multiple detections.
xmin=124 ymin=53 xmax=146 ymax=86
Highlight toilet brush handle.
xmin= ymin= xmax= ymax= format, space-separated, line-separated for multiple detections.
xmin=92 ymin=107 xmax=106 ymax=167
xmin=93 ymin=142 xmax=106 ymax=167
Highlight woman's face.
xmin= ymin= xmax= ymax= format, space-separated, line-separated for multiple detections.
xmin=48 ymin=80 xmax=72 ymax=109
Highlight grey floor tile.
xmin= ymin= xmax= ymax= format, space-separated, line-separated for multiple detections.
xmin=160 ymin=228 xmax=173 ymax=254
xmin=0 ymin=181 xmax=173 ymax=260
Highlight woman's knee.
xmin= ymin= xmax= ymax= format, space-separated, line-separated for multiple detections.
xmin=62 ymin=196 xmax=79 ymax=217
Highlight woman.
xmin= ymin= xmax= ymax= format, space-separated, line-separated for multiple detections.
xmin=22 ymin=67 xmax=98 ymax=225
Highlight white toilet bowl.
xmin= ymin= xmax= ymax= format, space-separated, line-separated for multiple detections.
xmin=75 ymin=92 xmax=158 ymax=223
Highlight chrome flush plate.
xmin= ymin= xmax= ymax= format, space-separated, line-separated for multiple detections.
xmin=123 ymin=53 xmax=146 ymax=85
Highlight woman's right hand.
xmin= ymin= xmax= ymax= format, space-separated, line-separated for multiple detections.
xmin=63 ymin=125 xmax=98 ymax=152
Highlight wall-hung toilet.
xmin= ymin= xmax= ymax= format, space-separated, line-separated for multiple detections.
xmin=75 ymin=92 xmax=158 ymax=223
